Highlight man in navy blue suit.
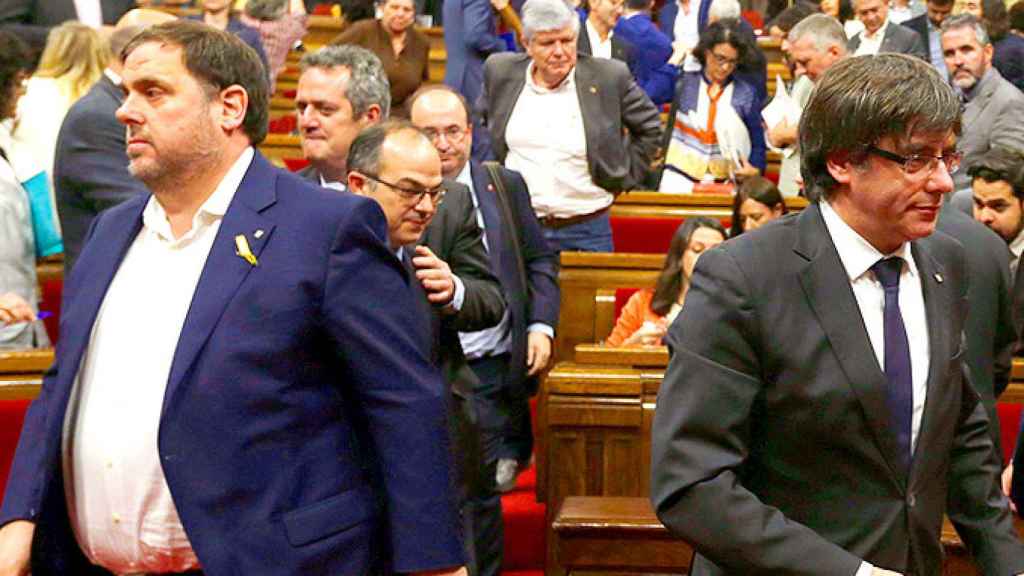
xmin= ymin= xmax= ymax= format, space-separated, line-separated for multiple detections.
xmin=410 ymin=85 xmax=559 ymax=576
xmin=0 ymin=20 xmax=465 ymax=576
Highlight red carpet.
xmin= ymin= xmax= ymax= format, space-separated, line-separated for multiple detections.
xmin=500 ymin=464 xmax=546 ymax=575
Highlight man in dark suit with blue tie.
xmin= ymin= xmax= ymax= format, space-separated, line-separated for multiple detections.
xmin=409 ymin=85 xmax=559 ymax=576
xmin=651 ymin=53 xmax=1024 ymax=576
xmin=0 ymin=21 xmax=466 ymax=575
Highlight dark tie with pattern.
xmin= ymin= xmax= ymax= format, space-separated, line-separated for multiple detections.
xmin=871 ymin=257 xmax=913 ymax=472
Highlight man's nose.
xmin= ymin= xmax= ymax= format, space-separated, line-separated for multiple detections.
xmin=115 ymin=95 xmax=141 ymax=126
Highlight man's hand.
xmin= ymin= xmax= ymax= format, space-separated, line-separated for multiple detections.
xmin=412 ymin=246 xmax=456 ymax=306
xmin=766 ymin=118 xmax=798 ymax=149
xmin=412 ymin=567 xmax=469 ymax=576
xmin=0 ymin=520 xmax=34 ymax=576
xmin=1003 ymin=460 xmax=1018 ymax=512
xmin=0 ymin=293 xmax=34 ymax=326
xmin=526 ymin=331 xmax=552 ymax=376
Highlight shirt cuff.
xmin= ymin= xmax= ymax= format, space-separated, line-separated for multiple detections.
xmin=527 ymin=323 xmax=554 ymax=339
xmin=855 ymin=560 xmax=874 ymax=576
xmin=447 ymin=275 xmax=466 ymax=312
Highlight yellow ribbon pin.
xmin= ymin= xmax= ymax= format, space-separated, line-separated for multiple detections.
xmin=235 ymin=234 xmax=258 ymax=266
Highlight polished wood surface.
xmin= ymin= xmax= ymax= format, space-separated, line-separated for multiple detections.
xmin=553 ymin=496 xmax=692 ymax=575
xmin=610 ymin=191 xmax=807 ymax=220
xmin=552 ymin=496 xmax=1024 ymax=576
xmin=0 ymin=349 xmax=51 ymax=400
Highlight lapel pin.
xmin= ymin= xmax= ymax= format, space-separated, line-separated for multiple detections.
xmin=254 ymin=229 xmax=265 ymax=239
xmin=235 ymin=234 xmax=258 ymax=266
xmin=589 ymin=86 xmax=598 ymax=94
xmin=934 ymin=273 xmax=943 ymax=283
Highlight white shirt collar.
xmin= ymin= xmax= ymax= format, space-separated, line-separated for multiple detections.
xmin=863 ymin=18 xmax=889 ymax=40
xmin=1010 ymin=226 xmax=1024 ymax=260
xmin=524 ymin=61 xmax=575 ymax=93
xmin=103 ymin=68 xmax=122 ymax=87
xmin=142 ymin=146 xmax=254 ymax=244
xmin=319 ymin=173 xmax=347 ymax=191
xmin=820 ymin=199 xmax=918 ymax=283
xmin=455 ymin=161 xmax=473 ymax=191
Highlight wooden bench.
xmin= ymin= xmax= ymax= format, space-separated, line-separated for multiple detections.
xmin=0 ymin=349 xmax=51 ymax=400
xmin=553 ymin=496 xmax=691 ymax=575
xmin=553 ymin=495 xmax=1024 ymax=576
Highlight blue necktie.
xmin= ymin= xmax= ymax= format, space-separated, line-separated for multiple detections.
xmin=871 ymin=257 xmax=913 ymax=472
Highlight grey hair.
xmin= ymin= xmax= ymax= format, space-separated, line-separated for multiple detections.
xmin=300 ymin=45 xmax=391 ymax=119
xmin=800 ymin=53 xmax=961 ymax=199
xmin=788 ymin=13 xmax=848 ymax=52
xmin=244 ymin=0 xmax=289 ymax=20
xmin=941 ymin=13 xmax=990 ymax=46
xmin=708 ymin=0 xmax=741 ymax=22
xmin=521 ymin=0 xmax=579 ymax=41
xmin=347 ymin=120 xmax=428 ymax=178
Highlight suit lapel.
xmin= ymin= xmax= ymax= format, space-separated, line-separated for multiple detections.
xmin=470 ymin=162 xmax=503 ymax=259
xmin=963 ymin=73 xmax=997 ymax=128
xmin=795 ymin=204 xmax=908 ymax=489
xmin=162 ymin=153 xmax=277 ymax=414
xmin=909 ymin=242 xmax=953 ymax=470
xmin=574 ymin=59 xmax=602 ymax=168
xmin=881 ymin=22 xmax=896 ymax=52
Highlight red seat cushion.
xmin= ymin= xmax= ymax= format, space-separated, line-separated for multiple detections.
xmin=998 ymin=402 xmax=1023 ymax=464
xmin=0 ymin=400 xmax=31 ymax=505
xmin=611 ymin=217 xmax=684 ymax=254
xmin=283 ymin=158 xmax=310 ymax=172
xmin=615 ymin=287 xmax=641 ymax=320
xmin=39 ymin=276 xmax=61 ymax=344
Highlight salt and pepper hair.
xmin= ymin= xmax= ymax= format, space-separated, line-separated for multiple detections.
xmin=708 ymin=0 xmax=741 ymax=22
xmin=940 ymin=13 xmax=990 ymax=46
xmin=299 ymin=44 xmax=392 ymax=119
xmin=244 ymin=0 xmax=289 ymax=21
xmin=800 ymin=53 xmax=961 ymax=200
xmin=521 ymin=0 xmax=580 ymax=41
xmin=787 ymin=13 xmax=848 ymax=52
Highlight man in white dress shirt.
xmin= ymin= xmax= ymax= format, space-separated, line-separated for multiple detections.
xmin=0 ymin=20 xmax=466 ymax=576
xmin=481 ymin=0 xmax=662 ymax=252
xmin=651 ymin=53 xmax=1024 ymax=576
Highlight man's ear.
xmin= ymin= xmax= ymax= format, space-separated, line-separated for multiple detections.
xmin=826 ymin=150 xmax=854 ymax=185
xmin=219 ymin=84 xmax=248 ymax=133
xmin=364 ymin=104 xmax=383 ymax=124
xmin=348 ymin=171 xmax=368 ymax=195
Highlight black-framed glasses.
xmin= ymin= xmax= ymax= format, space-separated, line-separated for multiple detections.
xmin=421 ymin=125 xmax=467 ymax=144
xmin=867 ymin=146 xmax=962 ymax=177
xmin=708 ymin=51 xmax=739 ymax=68
xmin=361 ymin=172 xmax=446 ymax=205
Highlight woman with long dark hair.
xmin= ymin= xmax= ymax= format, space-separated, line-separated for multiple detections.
xmin=606 ymin=217 xmax=726 ymax=346
xmin=730 ymin=175 xmax=787 ymax=237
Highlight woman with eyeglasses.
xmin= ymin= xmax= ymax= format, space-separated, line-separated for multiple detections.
xmin=658 ymin=19 xmax=766 ymax=193
xmin=605 ymin=217 xmax=726 ymax=347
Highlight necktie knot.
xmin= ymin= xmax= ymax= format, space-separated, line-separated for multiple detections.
xmin=872 ymin=257 xmax=903 ymax=290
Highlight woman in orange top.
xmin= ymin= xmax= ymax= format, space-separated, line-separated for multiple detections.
xmin=606 ymin=217 xmax=727 ymax=347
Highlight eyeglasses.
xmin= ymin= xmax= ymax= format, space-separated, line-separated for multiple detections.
xmin=708 ymin=51 xmax=739 ymax=68
xmin=867 ymin=146 xmax=962 ymax=177
xmin=421 ymin=125 xmax=467 ymax=145
xmin=361 ymin=172 xmax=446 ymax=205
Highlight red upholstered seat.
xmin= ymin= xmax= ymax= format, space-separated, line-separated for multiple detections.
xmin=611 ymin=217 xmax=683 ymax=254
xmin=0 ymin=400 xmax=32 ymax=505
xmin=38 ymin=275 xmax=62 ymax=344
xmin=283 ymin=158 xmax=310 ymax=172
xmin=998 ymin=403 xmax=1023 ymax=464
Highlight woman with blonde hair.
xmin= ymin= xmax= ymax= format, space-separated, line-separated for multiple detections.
xmin=13 ymin=22 xmax=109 ymax=192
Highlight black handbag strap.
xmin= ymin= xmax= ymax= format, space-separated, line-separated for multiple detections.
xmin=482 ymin=161 xmax=528 ymax=286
